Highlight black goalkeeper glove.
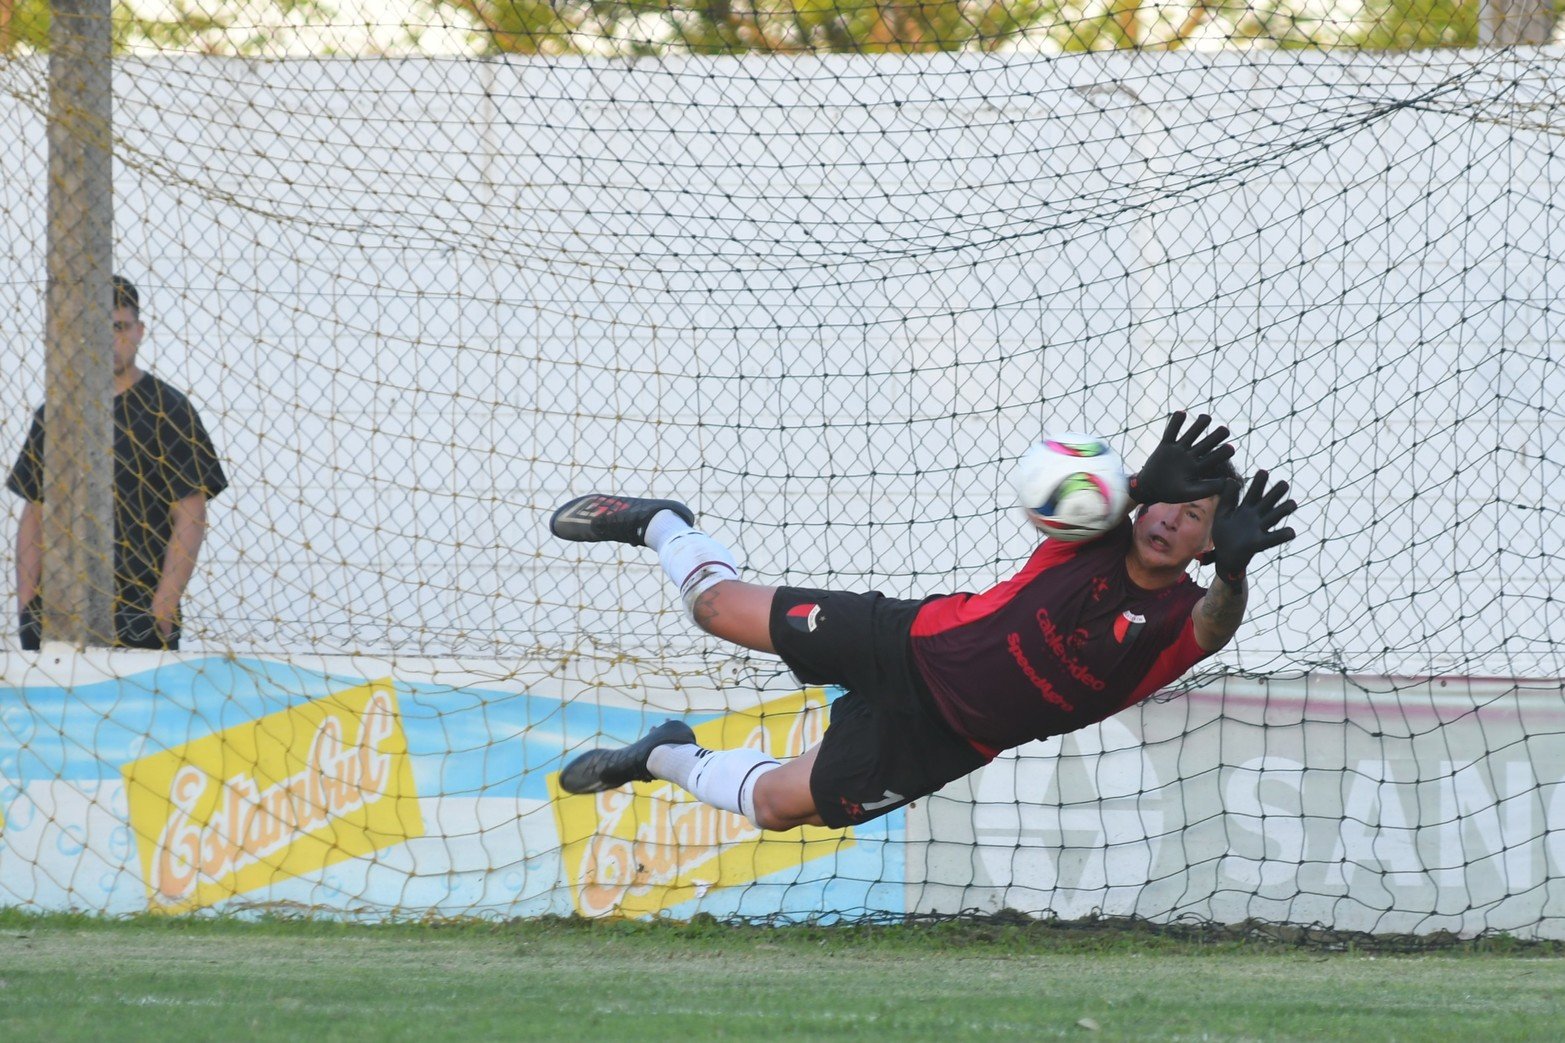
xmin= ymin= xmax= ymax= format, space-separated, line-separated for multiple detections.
xmin=1127 ymin=411 xmax=1236 ymax=506
xmin=1210 ymin=470 xmax=1298 ymax=585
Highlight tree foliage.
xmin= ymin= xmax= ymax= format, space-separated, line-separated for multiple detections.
xmin=0 ymin=0 xmax=1523 ymax=56
xmin=0 ymin=0 xmax=337 ymax=56
xmin=1349 ymin=0 xmax=1479 ymax=48
xmin=0 ymin=0 xmax=49 ymax=53
xmin=436 ymin=0 xmax=1513 ymax=54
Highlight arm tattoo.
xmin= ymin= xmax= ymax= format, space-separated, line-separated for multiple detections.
xmin=690 ymin=586 xmax=724 ymax=632
xmin=1198 ymin=575 xmax=1248 ymax=643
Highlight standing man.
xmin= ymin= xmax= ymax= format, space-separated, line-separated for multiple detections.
xmin=551 ymin=413 xmax=1296 ymax=832
xmin=9 ymin=275 xmax=228 ymax=650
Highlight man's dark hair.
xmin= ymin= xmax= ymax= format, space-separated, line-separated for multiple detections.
xmin=112 ymin=275 xmax=140 ymax=318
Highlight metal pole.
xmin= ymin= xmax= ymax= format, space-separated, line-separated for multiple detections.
xmin=43 ymin=0 xmax=114 ymax=646
xmin=1480 ymin=0 xmax=1556 ymax=45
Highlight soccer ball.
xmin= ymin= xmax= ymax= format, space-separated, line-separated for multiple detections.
xmin=1012 ymin=432 xmax=1130 ymax=541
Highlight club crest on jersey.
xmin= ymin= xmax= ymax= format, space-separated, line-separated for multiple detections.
xmin=786 ymin=602 xmax=823 ymax=633
xmin=1113 ymin=610 xmax=1146 ymax=644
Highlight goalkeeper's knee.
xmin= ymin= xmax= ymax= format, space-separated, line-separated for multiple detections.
xmin=656 ymin=527 xmax=741 ymax=620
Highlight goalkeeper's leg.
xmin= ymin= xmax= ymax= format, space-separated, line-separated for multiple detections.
xmin=551 ymin=493 xmax=776 ymax=651
xmin=647 ymin=741 xmax=823 ymax=831
xmin=559 ymin=721 xmax=822 ymax=830
xmin=552 ymin=494 xmax=818 ymax=828
xmin=744 ymin=746 xmax=825 ymax=829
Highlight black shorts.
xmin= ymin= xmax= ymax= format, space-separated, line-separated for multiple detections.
xmin=769 ymin=587 xmax=989 ymax=829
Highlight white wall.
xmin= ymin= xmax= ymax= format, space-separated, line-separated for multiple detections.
xmin=0 ymin=50 xmax=1560 ymax=678
xmin=916 ymin=673 xmax=1565 ymax=938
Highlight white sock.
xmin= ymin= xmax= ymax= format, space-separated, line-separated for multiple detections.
xmin=649 ymin=745 xmax=781 ymax=827
xmin=657 ymin=529 xmax=740 ymax=615
xmin=646 ymin=742 xmax=704 ymax=789
xmin=643 ymin=509 xmax=693 ymax=553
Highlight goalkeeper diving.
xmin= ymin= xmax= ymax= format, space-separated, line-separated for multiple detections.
xmin=553 ymin=412 xmax=1297 ymax=831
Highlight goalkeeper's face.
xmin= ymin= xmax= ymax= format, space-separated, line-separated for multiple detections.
xmin=1131 ymin=496 xmax=1217 ymax=572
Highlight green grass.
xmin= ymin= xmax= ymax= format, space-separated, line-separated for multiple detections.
xmin=1 ymin=913 xmax=1563 ymax=1041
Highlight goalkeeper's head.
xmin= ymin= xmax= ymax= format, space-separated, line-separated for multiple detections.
xmin=1130 ymin=457 xmax=1240 ymax=574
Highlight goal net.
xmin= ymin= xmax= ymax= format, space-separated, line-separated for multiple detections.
xmin=0 ymin=10 xmax=1561 ymax=933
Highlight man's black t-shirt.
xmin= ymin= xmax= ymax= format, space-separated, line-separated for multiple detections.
xmin=7 ymin=372 xmax=228 ymax=613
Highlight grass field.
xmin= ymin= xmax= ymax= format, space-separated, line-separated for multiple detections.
xmin=2 ymin=913 xmax=1563 ymax=1041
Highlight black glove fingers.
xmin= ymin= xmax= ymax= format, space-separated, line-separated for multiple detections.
xmin=1161 ymin=411 xmax=1187 ymax=444
xmin=1243 ymin=469 xmax=1270 ymax=505
xmin=1178 ymin=412 xmax=1212 ymax=448
xmin=1198 ymin=441 xmax=1236 ymax=473
xmin=1218 ymin=477 xmax=1242 ymax=513
xmin=1258 ymin=527 xmax=1297 ymax=552
xmin=1262 ymin=499 xmax=1298 ymax=528
xmin=1259 ymin=480 xmax=1290 ymax=512
xmin=1190 ymin=426 xmax=1230 ymax=457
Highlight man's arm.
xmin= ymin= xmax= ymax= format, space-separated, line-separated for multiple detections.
xmin=1192 ymin=574 xmax=1247 ymax=652
xmin=151 ymin=494 xmax=207 ymax=637
xmin=1196 ymin=470 xmax=1298 ymax=652
xmin=17 ymin=499 xmax=41 ymax=610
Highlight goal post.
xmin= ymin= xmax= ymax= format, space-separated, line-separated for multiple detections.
xmin=42 ymin=0 xmax=115 ymax=646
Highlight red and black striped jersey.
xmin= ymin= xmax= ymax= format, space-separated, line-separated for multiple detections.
xmin=909 ymin=521 xmax=1212 ymax=757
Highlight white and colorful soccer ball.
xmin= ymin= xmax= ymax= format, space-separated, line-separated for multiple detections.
xmin=1012 ymin=432 xmax=1131 ymax=541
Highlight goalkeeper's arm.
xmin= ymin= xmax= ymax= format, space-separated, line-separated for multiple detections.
xmin=1192 ymin=470 xmax=1297 ymax=652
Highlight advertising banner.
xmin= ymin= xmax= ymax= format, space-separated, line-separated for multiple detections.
xmin=3 ymin=654 xmax=1562 ymax=937
xmin=0 ymin=654 xmax=905 ymax=921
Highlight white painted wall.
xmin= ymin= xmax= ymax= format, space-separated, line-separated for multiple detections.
xmin=0 ymin=50 xmax=1559 ymax=678
xmin=918 ymin=673 xmax=1565 ymax=938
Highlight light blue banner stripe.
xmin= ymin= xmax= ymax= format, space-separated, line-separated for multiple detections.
xmin=0 ymin=657 xmax=754 ymax=801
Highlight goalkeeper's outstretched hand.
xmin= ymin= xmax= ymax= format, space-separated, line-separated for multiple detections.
xmin=1128 ymin=411 xmax=1236 ymax=506
xmin=1211 ymin=470 xmax=1297 ymax=585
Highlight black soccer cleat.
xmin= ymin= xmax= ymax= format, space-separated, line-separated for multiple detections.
xmin=557 ymin=719 xmax=698 ymax=794
xmin=549 ymin=494 xmax=695 ymax=548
